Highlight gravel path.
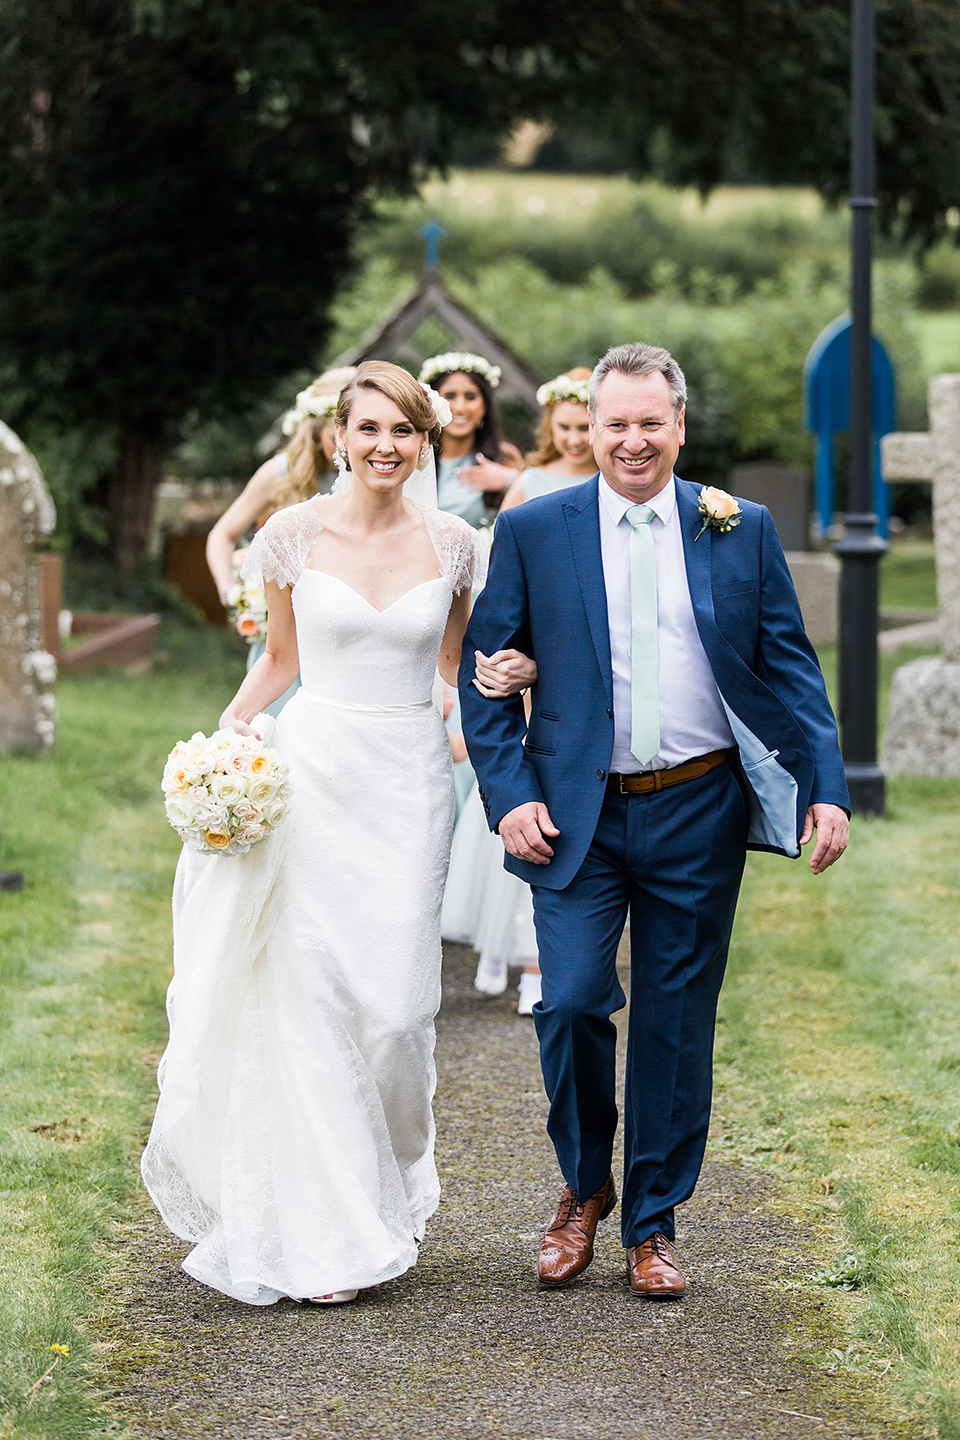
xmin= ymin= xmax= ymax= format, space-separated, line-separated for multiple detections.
xmin=103 ymin=939 xmax=915 ymax=1439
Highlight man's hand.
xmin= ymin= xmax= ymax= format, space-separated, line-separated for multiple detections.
xmin=498 ymin=801 xmax=559 ymax=865
xmin=472 ymin=648 xmax=538 ymax=698
xmin=799 ymin=803 xmax=849 ymax=874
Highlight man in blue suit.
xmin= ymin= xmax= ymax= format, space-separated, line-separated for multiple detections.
xmin=459 ymin=342 xmax=849 ymax=1299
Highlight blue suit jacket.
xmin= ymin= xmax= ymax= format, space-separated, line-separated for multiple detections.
xmin=459 ymin=475 xmax=850 ymax=891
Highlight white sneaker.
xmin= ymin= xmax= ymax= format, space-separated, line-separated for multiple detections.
xmin=517 ymin=972 xmax=541 ymax=1015
xmin=474 ymin=952 xmax=508 ymax=995
xmin=306 ymin=1289 xmax=359 ymax=1305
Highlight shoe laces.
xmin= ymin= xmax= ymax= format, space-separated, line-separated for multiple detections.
xmin=552 ymin=1187 xmax=584 ymax=1228
xmin=643 ymin=1231 xmax=673 ymax=1259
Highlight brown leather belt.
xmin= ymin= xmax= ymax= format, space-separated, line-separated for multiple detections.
xmin=606 ymin=749 xmax=733 ymax=796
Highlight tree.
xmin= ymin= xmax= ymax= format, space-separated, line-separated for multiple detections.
xmin=0 ymin=0 xmax=552 ymax=565
xmin=1 ymin=0 xmax=958 ymax=568
xmin=540 ymin=0 xmax=960 ymax=238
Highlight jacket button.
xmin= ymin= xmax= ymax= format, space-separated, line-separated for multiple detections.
xmin=597 ymin=769 xmax=605 ymax=780
xmin=605 ymin=707 xmax=612 ymax=718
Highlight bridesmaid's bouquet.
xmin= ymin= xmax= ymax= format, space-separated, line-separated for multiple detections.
xmin=225 ymin=547 xmax=268 ymax=645
xmin=162 ymin=729 xmax=291 ymax=855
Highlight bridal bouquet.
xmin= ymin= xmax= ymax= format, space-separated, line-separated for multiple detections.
xmin=224 ymin=548 xmax=267 ymax=645
xmin=162 ymin=729 xmax=291 ymax=855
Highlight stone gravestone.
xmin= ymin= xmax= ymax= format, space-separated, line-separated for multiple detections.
xmin=0 ymin=422 xmax=57 ymax=752
xmin=881 ymin=374 xmax=960 ymax=774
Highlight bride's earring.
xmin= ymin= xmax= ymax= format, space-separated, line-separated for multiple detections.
xmin=417 ymin=443 xmax=430 ymax=470
xmin=335 ymin=442 xmax=351 ymax=473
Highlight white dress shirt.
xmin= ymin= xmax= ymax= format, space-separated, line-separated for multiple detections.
xmin=598 ymin=475 xmax=734 ymax=773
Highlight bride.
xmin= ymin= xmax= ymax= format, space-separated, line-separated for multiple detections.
xmin=141 ymin=362 xmax=533 ymax=1306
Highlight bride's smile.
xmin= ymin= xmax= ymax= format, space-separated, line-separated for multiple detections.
xmin=340 ymin=392 xmax=426 ymax=493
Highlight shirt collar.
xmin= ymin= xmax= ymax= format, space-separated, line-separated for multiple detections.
xmin=598 ymin=473 xmax=676 ymax=526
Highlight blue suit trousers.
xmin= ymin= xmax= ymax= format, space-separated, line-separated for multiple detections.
xmin=531 ymin=763 xmax=748 ymax=1247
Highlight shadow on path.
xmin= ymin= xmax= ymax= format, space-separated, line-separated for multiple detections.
xmin=104 ymin=941 xmax=914 ymax=1439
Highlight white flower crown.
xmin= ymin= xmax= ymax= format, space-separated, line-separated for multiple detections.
xmin=280 ymin=388 xmax=339 ymax=437
xmin=536 ymin=374 xmax=591 ymax=408
xmin=418 ymin=352 xmax=501 ymax=390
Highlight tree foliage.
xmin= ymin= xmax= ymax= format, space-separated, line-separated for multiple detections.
xmin=0 ymin=0 xmax=957 ymax=564
xmin=0 ymin=0 xmax=554 ymax=561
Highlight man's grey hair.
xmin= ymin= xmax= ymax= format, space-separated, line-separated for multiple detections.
xmin=588 ymin=343 xmax=687 ymax=418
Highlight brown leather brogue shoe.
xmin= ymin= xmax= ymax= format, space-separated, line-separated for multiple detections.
xmin=537 ymin=1175 xmax=617 ymax=1288
xmin=626 ymin=1232 xmax=686 ymax=1299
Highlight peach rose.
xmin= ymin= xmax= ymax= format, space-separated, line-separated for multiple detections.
xmin=699 ymin=486 xmax=740 ymax=520
xmin=237 ymin=615 xmax=260 ymax=638
xmin=251 ymin=754 xmax=272 ymax=775
xmin=203 ymin=828 xmax=232 ymax=850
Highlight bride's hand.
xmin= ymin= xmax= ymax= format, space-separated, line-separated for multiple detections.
xmin=219 ymin=710 xmax=263 ymax=740
xmin=472 ymin=649 xmax=537 ymax=698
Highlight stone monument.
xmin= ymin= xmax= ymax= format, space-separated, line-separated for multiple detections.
xmin=881 ymin=374 xmax=960 ymax=774
xmin=0 ymin=421 xmax=57 ymax=752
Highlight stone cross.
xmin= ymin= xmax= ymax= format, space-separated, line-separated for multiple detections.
xmin=0 ymin=422 xmax=57 ymax=752
xmin=881 ymin=373 xmax=960 ymax=662
xmin=881 ymin=374 xmax=960 ymax=773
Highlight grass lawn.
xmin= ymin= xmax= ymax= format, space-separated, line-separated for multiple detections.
xmin=0 ymin=624 xmax=239 ymax=1438
xmin=916 ymin=312 xmax=960 ymax=379
xmin=0 ymin=611 xmax=958 ymax=1435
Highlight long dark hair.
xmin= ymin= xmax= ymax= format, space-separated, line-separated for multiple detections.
xmin=432 ymin=370 xmax=505 ymax=461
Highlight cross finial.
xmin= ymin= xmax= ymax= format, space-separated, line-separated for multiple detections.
xmin=420 ymin=220 xmax=447 ymax=273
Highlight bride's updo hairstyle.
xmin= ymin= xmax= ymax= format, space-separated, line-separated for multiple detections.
xmin=336 ymin=361 xmax=443 ymax=468
xmin=526 ymin=367 xmax=594 ymax=467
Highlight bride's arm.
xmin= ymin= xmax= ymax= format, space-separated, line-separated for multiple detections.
xmin=437 ymin=588 xmax=471 ymax=688
xmin=437 ymin=591 xmax=536 ymax=695
xmin=219 ymin=580 xmax=299 ymax=736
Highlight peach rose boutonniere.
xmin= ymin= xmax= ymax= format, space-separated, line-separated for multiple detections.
xmin=695 ymin=486 xmax=742 ymax=541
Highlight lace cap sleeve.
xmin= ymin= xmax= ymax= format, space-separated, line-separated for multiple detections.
xmin=424 ymin=510 xmax=488 ymax=595
xmin=241 ymin=502 xmax=323 ymax=590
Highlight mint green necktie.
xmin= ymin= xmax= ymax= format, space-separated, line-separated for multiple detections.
xmin=626 ymin=504 xmax=660 ymax=765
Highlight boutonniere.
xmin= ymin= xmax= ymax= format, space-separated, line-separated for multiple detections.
xmin=694 ymin=486 xmax=742 ymax=541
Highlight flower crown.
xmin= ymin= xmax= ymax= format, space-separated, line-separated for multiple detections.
xmin=281 ymin=387 xmax=339 ymax=437
xmin=536 ymin=374 xmax=591 ymax=408
xmin=418 ymin=352 xmax=501 ymax=389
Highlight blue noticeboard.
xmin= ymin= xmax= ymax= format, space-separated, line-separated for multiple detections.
xmin=803 ymin=313 xmax=897 ymax=537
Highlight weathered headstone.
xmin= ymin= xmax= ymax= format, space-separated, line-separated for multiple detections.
xmin=881 ymin=374 xmax=960 ymax=774
xmin=0 ymin=422 xmax=57 ymax=752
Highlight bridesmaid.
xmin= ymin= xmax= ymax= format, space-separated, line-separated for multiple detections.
xmin=418 ymin=352 xmax=524 ymax=528
xmin=500 ymin=368 xmax=596 ymax=510
xmin=442 ymin=368 xmax=597 ymax=1015
xmin=206 ymin=367 xmax=356 ymax=716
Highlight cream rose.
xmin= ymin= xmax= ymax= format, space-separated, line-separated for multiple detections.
xmin=699 ymin=486 xmax=740 ymax=520
xmin=249 ymin=776 xmax=280 ymax=805
xmin=211 ymin=774 xmax=246 ymax=806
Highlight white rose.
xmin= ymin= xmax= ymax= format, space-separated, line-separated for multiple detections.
xmin=211 ymin=774 xmax=245 ymax=806
xmin=262 ymin=799 xmax=286 ymax=828
xmin=249 ymin=776 xmax=280 ymax=805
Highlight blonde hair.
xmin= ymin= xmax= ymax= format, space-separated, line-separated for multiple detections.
xmin=527 ymin=367 xmax=594 ymax=467
xmin=336 ymin=361 xmax=443 ymax=452
xmin=274 ymin=367 xmax=357 ymax=508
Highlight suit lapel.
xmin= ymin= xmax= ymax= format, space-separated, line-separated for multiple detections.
xmin=676 ymin=479 xmax=720 ymax=654
xmin=562 ymin=482 xmax=613 ymax=704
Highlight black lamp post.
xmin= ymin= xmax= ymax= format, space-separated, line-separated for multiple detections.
xmin=834 ymin=0 xmax=887 ymax=816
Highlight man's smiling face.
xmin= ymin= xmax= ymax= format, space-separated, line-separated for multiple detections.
xmin=588 ymin=369 xmax=685 ymax=503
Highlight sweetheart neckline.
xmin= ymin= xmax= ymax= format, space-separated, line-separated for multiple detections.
xmin=296 ymin=570 xmax=448 ymax=615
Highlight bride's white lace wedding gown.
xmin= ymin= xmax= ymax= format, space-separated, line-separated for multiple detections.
xmin=141 ymin=499 xmax=483 ymax=1305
